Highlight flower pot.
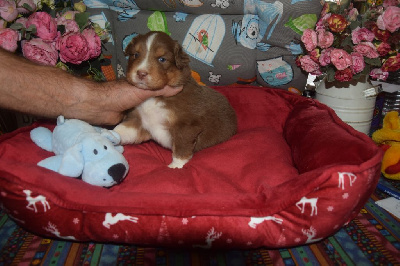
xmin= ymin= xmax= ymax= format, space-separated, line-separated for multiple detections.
xmin=315 ymin=76 xmax=380 ymax=134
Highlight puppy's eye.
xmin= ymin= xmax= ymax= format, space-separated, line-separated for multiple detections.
xmin=133 ymin=52 xmax=139 ymax=59
xmin=158 ymin=57 xmax=166 ymax=63
xmin=104 ymin=145 xmax=107 ymax=150
xmin=93 ymin=149 xmax=98 ymax=155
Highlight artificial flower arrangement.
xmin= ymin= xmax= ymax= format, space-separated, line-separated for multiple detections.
xmin=297 ymin=0 xmax=400 ymax=83
xmin=0 ymin=0 xmax=110 ymax=81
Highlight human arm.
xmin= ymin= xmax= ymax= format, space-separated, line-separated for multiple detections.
xmin=0 ymin=48 xmax=182 ymax=125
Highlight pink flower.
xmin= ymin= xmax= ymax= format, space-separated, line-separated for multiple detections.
xmin=376 ymin=42 xmax=391 ymax=56
xmin=377 ymin=6 xmax=400 ymax=33
xmin=15 ymin=17 xmax=28 ymax=28
xmin=301 ymin=29 xmax=318 ymax=52
xmin=299 ymin=55 xmax=321 ymax=75
xmin=383 ymin=0 xmax=399 ymax=8
xmin=0 ymin=0 xmax=18 ymax=22
xmin=57 ymin=16 xmax=80 ymax=33
xmin=354 ymin=42 xmax=380 ymax=58
xmin=351 ymin=52 xmax=365 ymax=74
xmin=382 ymin=53 xmax=400 ymax=72
xmin=317 ymin=29 xmax=334 ymax=49
xmin=57 ymin=32 xmax=90 ymax=64
xmin=351 ymin=27 xmax=375 ymax=44
xmin=81 ymin=28 xmax=101 ymax=59
xmin=347 ymin=7 xmax=359 ymax=22
xmin=335 ymin=68 xmax=353 ymax=82
xmin=330 ymin=49 xmax=352 ymax=70
xmin=370 ymin=68 xmax=389 ymax=80
xmin=315 ymin=13 xmax=331 ymax=31
xmin=26 ymin=12 xmax=58 ymax=41
xmin=22 ymin=38 xmax=58 ymax=66
xmin=319 ymin=48 xmax=333 ymax=66
xmin=17 ymin=0 xmax=36 ymax=14
xmin=0 ymin=28 xmax=18 ymax=52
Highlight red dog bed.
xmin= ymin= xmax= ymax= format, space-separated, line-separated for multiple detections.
xmin=0 ymin=86 xmax=382 ymax=248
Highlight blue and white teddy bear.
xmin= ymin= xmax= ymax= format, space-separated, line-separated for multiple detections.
xmin=30 ymin=116 xmax=129 ymax=187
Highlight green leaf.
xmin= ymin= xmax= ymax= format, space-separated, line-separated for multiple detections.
xmin=365 ymin=57 xmax=382 ymax=67
xmin=75 ymin=12 xmax=90 ymax=30
xmin=22 ymin=3 xmax=34 ymax=12
xmin=26 ymin=24 xmax=37 ymax=34
xmin=10 ymin=23 xmax=24 ymax=30
xmin=349 ymin=20 xmax=361 ymax=31
xmin=326 ymin=68 xmax=336 ymax=82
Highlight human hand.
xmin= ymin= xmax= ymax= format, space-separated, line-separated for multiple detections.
xmin=67 ymin=79 xmax=183 ymax=126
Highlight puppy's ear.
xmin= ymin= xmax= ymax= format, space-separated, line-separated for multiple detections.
xmin=124 ymin=38 xmax=136 ymax=56
xmin=174 ymin=41 xmax=190 ymax=69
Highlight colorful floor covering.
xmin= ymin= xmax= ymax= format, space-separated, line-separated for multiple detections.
xmin=0 ymin=177 xmax=399 ymax=266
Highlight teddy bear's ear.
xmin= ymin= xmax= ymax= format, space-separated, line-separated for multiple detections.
xmin=101 ymin=129 xmax=121 ymax=145
xmin=114 ymin=145 xmax=124 ymax=154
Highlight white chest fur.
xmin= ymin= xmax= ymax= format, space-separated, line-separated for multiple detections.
xmin=137 ymin=98 xmax=172 ymax=149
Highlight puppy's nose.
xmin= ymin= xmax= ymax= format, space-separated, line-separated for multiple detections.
xmin=108 ymin=163 xmax=127 ymax=183
xmin=137 ymin=70 xmax=148 ymax=80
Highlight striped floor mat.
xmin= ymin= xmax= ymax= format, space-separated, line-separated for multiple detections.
xmin=1 ymin=178 xmax=399 ymax=265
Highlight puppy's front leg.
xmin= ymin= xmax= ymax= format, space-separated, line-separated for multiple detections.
xmin=114 ymin=110 xmax=151 ymax=145
xmin=168 ymin=127 xmax=200 ymax=169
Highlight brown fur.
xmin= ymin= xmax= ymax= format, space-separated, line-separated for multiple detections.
xmin=116 ymin=31 xmax=237 ymax=167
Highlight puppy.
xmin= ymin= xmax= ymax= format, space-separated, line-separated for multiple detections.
xmin=114 ymin=31 xmax=237 ymax=168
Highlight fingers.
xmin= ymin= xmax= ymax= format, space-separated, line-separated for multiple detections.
xmin=156 ymin=85 xmax=183 ymax=97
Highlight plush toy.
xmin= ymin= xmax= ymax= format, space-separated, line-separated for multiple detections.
xmin=372 ymin=111 xmax=400 ymax=180
xmin=30 ymin=116 xmax=129 ymax=187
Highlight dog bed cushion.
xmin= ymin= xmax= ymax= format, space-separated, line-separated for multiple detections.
xmin=0 ymin=86 xmax=382 ymax=248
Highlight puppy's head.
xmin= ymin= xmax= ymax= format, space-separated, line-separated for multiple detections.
xmin=124 ymin=32 xmax=191 ymax=90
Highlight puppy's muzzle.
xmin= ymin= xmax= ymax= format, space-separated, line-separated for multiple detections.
xmin=108 ymin=163 xmax=127 ymax=183
xmin=137 ymin=70 xmax=148 ymax=80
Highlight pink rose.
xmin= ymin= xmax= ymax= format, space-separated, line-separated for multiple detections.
xmin=57 ymin=32 xmax=90 ymax=64
xmin=330 ymin=49 xmax=352 ymax=70
xmin=0 ymin=0 xmax=18 ymax=22
xmin=15 ymin=17 xmax=28 ymax=28
xmin=335 ymin=68 xmax=353 ymax=82
xmin=81 ymin=28 xmax=101 ymax=59
xmin=0 ymin=28 xmax=18 ymax=52
xmin=17 ymin=0 xmax=36 ymax=14
xmin=351 ymin=27 xmax=375 ymax=44
xmin=382 ymin=54 xmax=400 ymax=72
xmin=317 ymin=29 xmax=334 ymax=49
xmin=301 ymin=29 xmax=318 ymax=52
xmin=26 ymin=12 xmax=58 ymax=41
xmin=370 ymin=68 xmax=389 ymax=80
xmin=319 ymin=48 xmax=332 ymax=66
xmin=57 ymin=16 xmax=79 ymax=33
xmin=315 ymin=13 xmax=331 ymax=31
xmin=22 ymin=38 xmax=58 ymax=66
xmin=376 ymin=42 xmax=391 ymax=56
xmin=383 ymin=0 xmax=399 ymax=8
xmin=347 ymin=7 xmax=359 ymax=22
xmin=299 ymin=55 xmax=321 ymax=75
xmin=377 ymin=6 xmax=400 ymax=33
xmin=350 ymin=52 xmax=365 ymax=74
xmin=353 ymin=42 xmax=380 ymax=58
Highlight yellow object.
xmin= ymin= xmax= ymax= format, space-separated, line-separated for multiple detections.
xmin=372 ymin=111 xmax=400 ymax=180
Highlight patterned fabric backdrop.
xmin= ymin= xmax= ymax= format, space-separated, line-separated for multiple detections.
xmin=0 ymin=177 xmax=399 ymax=265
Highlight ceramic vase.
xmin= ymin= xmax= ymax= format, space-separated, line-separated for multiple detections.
xmin=315 ymin=75 xmax=380 ymax=135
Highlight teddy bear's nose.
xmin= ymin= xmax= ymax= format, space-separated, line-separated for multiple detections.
xmin=108 ymin=163 xmax=127 ymax=183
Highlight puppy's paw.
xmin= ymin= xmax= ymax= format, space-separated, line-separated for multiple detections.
xmin=168 ymin=156 xmax=190 ymax=169
xmin=114 ymin=124 xmax=139 ymax=145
